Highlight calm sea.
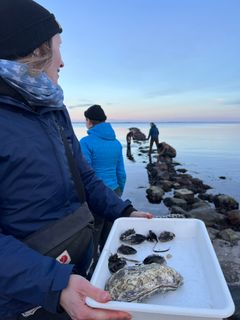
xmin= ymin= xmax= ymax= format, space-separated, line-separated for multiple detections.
xmin=73 ymin=122 xmax=240 ymax=214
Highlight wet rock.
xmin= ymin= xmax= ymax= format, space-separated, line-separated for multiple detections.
xmin=163 ymin=197 xmax=188 ymax=210
xmin=172 ymin=182 xmax=181 ymax=189
xmin=129 ymin=127 xmax=146 ymax=141
xmin=156 ymin=162 xmax=169 ymax=171
xmin=188 ymin=208 xmax=226 ymax=227
xmin=212 ymin=238 xmax=240 ymax=275
xmin=227 ymin=210 xmax=240 ymax=227
xmin=176 ymin=168 xmax=187 ymax=173
xmin=158 ymin=155 xmax=173 ymax=165
xmin=157 ymin=142 xmax=176 ymax=158
xmin=170 ymin=206 xmax=188 ymax=216
xmin=173 ymin=174 xmax=211 ymax=194
xmin=212 ymin=238 xmax=240 ymax=320
xmin=213 ymin=194 xmax=239 ymax=214
xmin=146 ymin=186 xmax=164 ymax=203
xmin=190 ymin=178 xmax=212 ymax=193
xmin=191 ymin=199 xmax=212 ymax=210
xmin=174 ymin=188 xmax=195 ymax=204
xmin=139 ymin=148 xmax=149 ymax=154
xmin=221 ymin=261 xmax=240 ymax=285
xmin=172 ymin=161 xmax=181 ymax=166
xmin=146 ymin=163 xmax=173 ymax=185
xmin=160 ymin=180 xmax=174 ymax=192
xmin=218 ymin=228 xmax=240 ymax=244
xmin=198 ymin=193 xmax=214 ymax=203
xmin=149 ymin=163 xmax=170 ymax=180
xmin=207 ymin=227 xmax=219 ymax=241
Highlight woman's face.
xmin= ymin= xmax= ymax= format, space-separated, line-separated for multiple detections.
xmin=45 ymin=34 xmax=64 ymax=84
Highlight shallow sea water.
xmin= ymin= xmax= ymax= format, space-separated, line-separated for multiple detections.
xmin=73 ymin=122 xmax=240 ymax=215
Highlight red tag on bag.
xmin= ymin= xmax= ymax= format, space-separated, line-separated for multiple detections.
xmin=56 ymin=250 xmax=71 ymax=264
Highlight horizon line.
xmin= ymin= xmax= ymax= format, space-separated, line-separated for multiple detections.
xmin=71 ymin=120 xmax=240 ymax=124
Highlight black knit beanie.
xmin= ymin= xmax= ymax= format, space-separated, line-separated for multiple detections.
xmin=0 ymin=0 xmax=62 ymax=60
xmin=84 ymin=105 xmax=107 ymax=122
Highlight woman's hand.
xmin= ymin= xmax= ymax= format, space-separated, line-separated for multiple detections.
xmin=60 ymin=274 xmax=131 ymax=320
xmin=129 ymin=211 xmax=153 ymax=219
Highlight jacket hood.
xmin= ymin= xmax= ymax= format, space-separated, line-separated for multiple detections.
xmin=87 ymin=122 xmax=116 ymax=140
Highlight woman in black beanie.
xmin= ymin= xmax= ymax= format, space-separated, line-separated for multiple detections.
xmin=0 ymin=1 xmax=153 ymax=320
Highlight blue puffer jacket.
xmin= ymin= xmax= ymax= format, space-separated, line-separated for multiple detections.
xmin=0 ymin=85 xmax=132 ymax=318
xmin=80 ymin=123 xmax=126 ymax=192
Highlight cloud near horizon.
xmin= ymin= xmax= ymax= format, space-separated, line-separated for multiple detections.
xmin=223 ymin=99 xmax=240 ymax=106
xmin=145 ymin=87 xmax=187 ymax=99
xmin=67 ymin=103 xmax=92 ymax=109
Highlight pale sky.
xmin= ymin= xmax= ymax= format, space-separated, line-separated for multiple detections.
xmin=38 ymin=0 xmax=240 ymax=122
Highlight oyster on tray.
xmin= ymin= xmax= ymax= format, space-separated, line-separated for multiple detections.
xmin=105 ymin=263 xmax=183 ymax=302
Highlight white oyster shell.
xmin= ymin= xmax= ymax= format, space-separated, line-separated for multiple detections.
xmin=105 ymin=263 xmax=183 ymax=302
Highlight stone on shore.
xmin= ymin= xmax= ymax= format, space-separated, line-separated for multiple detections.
xmin=228 ymin=210 xmax=240 ymax=227
xmin=218 ymin=228 xmax=240 ymax=244
xmin=129 ymin=127 xmax=146 ymax=141
xmin=188 ymin=207 xmax=226 ymax=227
xmin=174 ymin=188 xmax=195 ymax=204
xmin=213 ymin=194 xmax=239 ymax=214
xmin=163 ymin=197 xmax=188 ymax=210
xmin=170 ymin=205 xmax=188 ymax=216
xmin=146 ymin=186 xmax=164 ymax=203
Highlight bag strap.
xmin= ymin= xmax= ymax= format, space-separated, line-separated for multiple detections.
xmin=59 ymin=126 xmax=86 ymax=203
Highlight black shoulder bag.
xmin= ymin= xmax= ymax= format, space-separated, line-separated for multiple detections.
xmin=24 ymin=126 xmax=94 ymax=265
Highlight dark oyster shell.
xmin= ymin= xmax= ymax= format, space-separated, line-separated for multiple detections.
xmin=128 ymin=233 xmax=147 ymax=244
xmin=146 ymin=230 xmax=158 ymax=242
xmin=158 ymin=231 xmax=175 ymax=242
xmin=120 ymin=229 xmax=147 ymax=244
xmin=117 ymin=244 xmax=137 ymax=255
xmin=120 ymin=229 xmax=135 ymax=241
xmin=143 ymin=254 xmax=166 ymax=265
xmin=108 ymin=254 xmax=126 ymax=273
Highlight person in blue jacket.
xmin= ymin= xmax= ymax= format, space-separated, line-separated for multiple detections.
xmin=0 ymin=1 xmax=153 ymax=319
xmin=80 ymin=105 xmax=126 ymax=270
xmin=147 ymin=122 xmax=160 ymax=155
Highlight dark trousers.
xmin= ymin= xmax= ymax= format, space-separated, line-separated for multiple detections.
xmin=149 ymin=137 xmax=159 ymax=154
xmin=126 ymin=143 xmax=135 ymax=161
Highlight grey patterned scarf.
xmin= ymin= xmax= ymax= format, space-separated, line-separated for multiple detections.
xmin=0 ymin=59 xmax=64 ymax=108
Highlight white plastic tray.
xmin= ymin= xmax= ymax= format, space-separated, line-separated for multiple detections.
xmin=86 ymin=218 xmax=235 ymax=320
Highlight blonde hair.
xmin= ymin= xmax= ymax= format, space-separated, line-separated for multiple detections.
xmin=17 ymin=39 xmax=53 ymax=76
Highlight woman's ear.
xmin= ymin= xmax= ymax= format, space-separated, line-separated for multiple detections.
xmin=86 ymin=118 xmax=92 ymax=129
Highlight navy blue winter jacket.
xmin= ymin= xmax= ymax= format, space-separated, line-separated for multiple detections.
xmin=80 ymin=122 xmax=126 ymax=192
xmin=0 ymin=81 xmax=133 ymax=318
xmin=147 ymin=125 xmax=159 ymax=139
